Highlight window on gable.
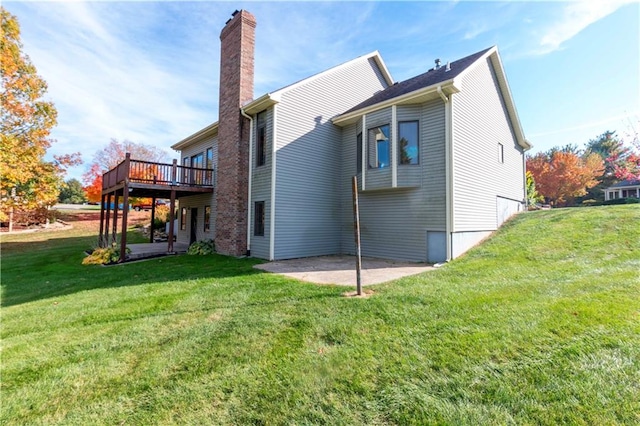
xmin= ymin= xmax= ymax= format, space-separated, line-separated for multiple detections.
xmin=398 ymin=121 xmax=419 ymax=165
xmin=256 ymin=111 xmax=267 ymax=167
xmin=498 ymin=143 xmax=504 ymax=163
xmin=356 ymin=133 xmax=362 ymax=174
xmin=254 ymin=201 xmax=265 ymax=236
xmin=368 ymin=124 xmax=390 ymax=169
xmin=204 ymin=205 xmax=211 ymax=232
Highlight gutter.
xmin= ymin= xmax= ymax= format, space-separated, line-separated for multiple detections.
xmin=241 ymin=108 xmax=254 ymax=255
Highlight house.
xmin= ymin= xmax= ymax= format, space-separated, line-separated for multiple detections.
xmin=170 ymin=9 xmax=531 ymax=263
xmin=604 ymin=179 xmax=640 ymax=201
xmin=99 ymin=9 xmax=531 ymax=263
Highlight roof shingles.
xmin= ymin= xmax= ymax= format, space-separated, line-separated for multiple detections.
xmin=343 ymin=46 xmax=493 ymax=115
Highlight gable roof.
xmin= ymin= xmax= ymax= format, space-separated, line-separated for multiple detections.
xmin=333 ymin=46 xmax=531 ymax=151
xmin=342 ymin=47 xmax=492 ymax=115
xmin=172 ymin=52 xmax=392 ymax=150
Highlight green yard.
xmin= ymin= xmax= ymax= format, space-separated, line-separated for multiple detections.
xmin=1 ymin=206 xmax=639 ymax=424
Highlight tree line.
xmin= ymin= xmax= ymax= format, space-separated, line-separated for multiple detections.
xmin=526 ymin=129 xmax=639 ymax=207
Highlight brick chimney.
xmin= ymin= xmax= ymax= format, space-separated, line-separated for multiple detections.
xmin=215 ymin=10 xmax=256 ymax=256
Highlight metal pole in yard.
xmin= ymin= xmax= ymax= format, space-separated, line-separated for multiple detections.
xmin=352 ymin=176 xmax=362 ymax=295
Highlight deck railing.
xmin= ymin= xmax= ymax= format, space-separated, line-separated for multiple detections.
xmin=102 ymin=155 xmax=215 ymax=190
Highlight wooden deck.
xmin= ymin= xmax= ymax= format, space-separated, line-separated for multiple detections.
xmin=99 ymin=153 xmax=215 ymax=262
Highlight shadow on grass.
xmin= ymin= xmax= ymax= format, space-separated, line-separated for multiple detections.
xmin=1 ymin=234 xmax=270 ymax=308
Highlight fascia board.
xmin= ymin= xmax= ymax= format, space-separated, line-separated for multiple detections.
xmin=242 ymin=93 xmax=280 ymax=115
xmin=487 ymin=50 xmax=533 ymax=151
xmin=268 ymin=51 xmax=392 ymax=99
xmin=171 ymin=122 xmax=218 ymax=151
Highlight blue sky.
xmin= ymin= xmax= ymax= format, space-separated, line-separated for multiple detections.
xmin=5 ymin=1 xmax=639 ymax=181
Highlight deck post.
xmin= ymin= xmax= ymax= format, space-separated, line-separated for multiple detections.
xmin=150 ymin=196 xmax=156 ymax=243
xmin=99 ymin=194 xmax=106 ymax=247
xmin=104 ymin=193 xmax=112 ymax=247
xmin=168 ymin=188 xmax=176 ymax=253
xmin=120 ymin=180 xmax=130 ymax=263
xmin=112 ymin=193 xmax=119 ymax=246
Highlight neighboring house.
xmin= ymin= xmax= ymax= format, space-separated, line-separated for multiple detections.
xmin=100 ymin=9 xmax=531 ymax=263
xmin=604 ymin=179 xmax=640 ymax=201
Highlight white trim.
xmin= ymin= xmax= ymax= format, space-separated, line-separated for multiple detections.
xmin=171 ymin=122 xmax=218 ymax=150
xmin=269 ymin=104 xmax=278 ymax=261
xmin=269 ymin=51 xmax=393 ymax=99
xmin=391 ymin=105 xmax=398 ymax=188
xmin=361 ymin=115 xmax=366 ymax=191
xmin=443 ymin=92 xmax=453 ymax=261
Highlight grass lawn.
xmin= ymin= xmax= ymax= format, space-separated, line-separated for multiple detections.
xmin=1 ymin=206 xmax=639 ymax=424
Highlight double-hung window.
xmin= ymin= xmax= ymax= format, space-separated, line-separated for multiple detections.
xmin=256 ymin=111 xmax=266 ymax=167
xmin=191 ymin=153 xmax=204 ymax=184
xmin=398 ymin=121 xmax=419 ymax=165
xmin=368 ymin=124 xmax=390 ymax=169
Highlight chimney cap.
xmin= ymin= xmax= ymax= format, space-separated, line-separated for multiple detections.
xmin=435 ymin=58 xmax=441 ymax=69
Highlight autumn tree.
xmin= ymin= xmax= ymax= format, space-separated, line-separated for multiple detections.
xmin=0 ymin=7 xmax=80 ymax=226
xmin=525 ymin=171 xmax=543 ymax=207
xmin=610 ymin=121 xmax=640 ymax=181
xmin=82 ymin=138 xmax=169 ymax=202
xmin=527 ymin=147 xmax=604 ymax=206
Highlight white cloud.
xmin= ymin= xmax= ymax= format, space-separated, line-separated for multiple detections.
xmin=535 ymin=0 xmax=633 ymax=54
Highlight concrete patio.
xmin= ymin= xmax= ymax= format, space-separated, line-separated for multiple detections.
xmin=127 ymin=242 xmax=189 ymax=260
xmin=254 ymin=255 xmax=435 ymax=286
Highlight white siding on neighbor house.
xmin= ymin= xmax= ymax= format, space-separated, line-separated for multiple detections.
xmin=340 ymin=99 xmax=447 ymax=262
xmin=272 ymin=57 xmax=389 ymax=260
xmin=452 ymin=57 xmax=525 ymax=235
xmin=249 ymin=108 xmax=273 ymax=259
xmin=176 ymin=135 xmax=218 ymax=244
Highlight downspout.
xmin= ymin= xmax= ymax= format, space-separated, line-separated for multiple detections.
xmin=437 ymin=85 xmax=453 ymax=261
xmin=269 ymin=104 xmax=278 ymax=260
xmin=522 ymin=151 xmax=528 ymax=211
xmin=241 ymin=108 xmax=254 ymax=255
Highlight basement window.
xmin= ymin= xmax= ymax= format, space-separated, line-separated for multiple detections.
xmin=204 ymin=205 xmax=211 ymax=232
xmin=254 ymin=201 xmax=265 ymax=236
xmin=180 ymin=207 xmax=187 ymax=230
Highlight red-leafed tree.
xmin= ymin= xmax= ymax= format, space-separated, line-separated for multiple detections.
xmin=527 ymin=148 xmax=604 ymax=206
xmin=82 ymin=163 xmax=103 ymax=203
xmin=82 ymin=139 xmax=169 ymax=202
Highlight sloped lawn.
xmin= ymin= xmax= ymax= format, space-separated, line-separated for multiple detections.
xmin=1 ymin=206 xmax=639 ymax=424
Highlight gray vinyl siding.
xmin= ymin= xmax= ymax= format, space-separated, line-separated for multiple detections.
xmin=452 ymin=57 xmax=525 ymax=232
xmin=249 ymin=108 xmax=273 ymax=259
xmin=273 ymin=57 xmax=389 ymax=260
xmin=340 ymin=98 xmax=447 ymax=262
xmin=176 ymin=135 xmax=218 ymax=244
